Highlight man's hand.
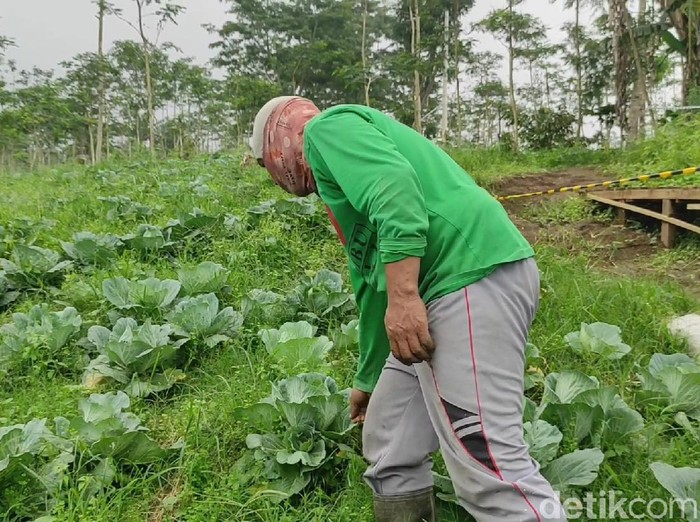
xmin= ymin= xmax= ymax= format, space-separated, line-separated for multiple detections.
xmin=384 ymin=257 xmax=435 ymax=365
xmin=350 ymin=389 xmax=371 ymax=424
xmin=385 ymin=293 xmax=435 ymax=364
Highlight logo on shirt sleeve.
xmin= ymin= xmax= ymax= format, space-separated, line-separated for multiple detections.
xmin=348 ymin=223 xmax=378 ymax=284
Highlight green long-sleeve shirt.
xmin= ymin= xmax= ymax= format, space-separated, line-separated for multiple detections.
xmin=304 ymin=105 xmax=534 ymax=393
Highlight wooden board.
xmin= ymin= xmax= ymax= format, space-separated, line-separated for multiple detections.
xmin=587 ymin=193 xmax=700 ymax=248
xmin=587 ymin=188 xmax=700 ymax=201
xmin=689 ymin=203 xmax=700 ymax=210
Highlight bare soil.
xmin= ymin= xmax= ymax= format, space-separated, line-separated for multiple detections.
xmin=495 ymin=168 xmax=700 ymax=300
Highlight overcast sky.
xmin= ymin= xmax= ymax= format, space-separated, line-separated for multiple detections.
xmin=2 ymin=0 xmax=592 ymax=79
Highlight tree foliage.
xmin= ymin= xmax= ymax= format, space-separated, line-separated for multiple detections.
xmin=0 ymin=0 xmax=696 ymax=169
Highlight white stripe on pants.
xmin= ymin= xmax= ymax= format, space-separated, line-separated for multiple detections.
xmin=362 ymin=258 xmax=567 ymax=521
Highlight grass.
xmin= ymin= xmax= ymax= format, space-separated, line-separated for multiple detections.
xmin=521 ymin=197 xmax=613 ymax=226
xmin=447 ymin=145 xmax=612 ymax=186
xmin=1 ymin=151 xmax=699 ymax=521
xmin=447 ymin=114 xmax=700 ymax=191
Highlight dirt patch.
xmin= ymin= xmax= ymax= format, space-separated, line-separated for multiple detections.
xmin=493 ymin=167 xmax=611 ymax=212
xmin=500 ymin=169 xmax=700 ymax=301
xmin=492 ymin=167 xmax=610 ymax=197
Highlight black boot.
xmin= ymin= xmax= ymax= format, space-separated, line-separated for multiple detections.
xmin=373 ymin=487 xmax=436 ymax=522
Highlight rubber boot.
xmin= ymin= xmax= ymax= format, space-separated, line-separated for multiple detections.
xmin=373 ymin=487 xmax=436 ymax=522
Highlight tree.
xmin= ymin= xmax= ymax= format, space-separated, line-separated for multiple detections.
xmin=657 ymin=0 xmax=700 ymax=104
xmin=520 ymin=106 xmax=577 ymax=149
xmin=0 ymin=35 xmax=13 ymax=57
xmin=462 ymin=51 xmax=507 ymax=146
xmin=211 ymin=0 xmax=385 ymax=108
xmin=477 ymin=1 xmax=547 ymax=152
xmin=579 ymin=18 xmax=616 ymax=146
xmin=61 ymin=53 xmax=104 ymax=163
xmin=409 ymin=0 xmax=422 ymax=132
xmin=111 ymin=0 xmax=184 ymax=156
xmin=94 ymin=1 xmax=118 ymax=163
xmin=1 ymin=68 xmax=81 ymax=169
xmin=557 ymin=0 xmax=588 ymax=137
xmin=385 ymin=0 xmax=474 ymax=132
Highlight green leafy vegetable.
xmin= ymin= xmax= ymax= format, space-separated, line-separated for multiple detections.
xmin=168 ymin=293 xmax=243 ymax=347
xmin=84 ymin=318 xmax=187 ymax=397
xmin=0 ymin=418 xmax=74 ymax=520
xmin=61 ymin=232 xmax=122 ymax=266
xmin=524 ymin=420 xmax=563 ymax=466
xmin=331 ymin=320 xmax=359 ymax=350
xmin=233 ymin=373 xmax=354 ymax=501
xmin=565 ymin=322 xmax=632 ymax=360
xmin=525 ymin=342 xmax=545 ymax=390
xmin=650 ymin=462 xmax=700 ymax=521
xmin=69 ymin=392 xmax=175 ymax=463
xmin=241 ymin=289 xmax=291 ymax=323
xmin=541 ymin=448 xmax=605 ymax=491
xmin=121 ymin=224 xmax=173 ymax=254
xmin=164 ymin=208 xmax=221 ymax=242
xmin=98 ymin=195 xmax=153 ymax=221
xmin=260 ymin=321 xmax=333 ymax=374
xmin=542 ymin=371 xmax=599 ymax=405
xmin=639 ymin=353 xmax=700 ymax=420
xmin=287 ymin=269 xmax=355 ymax=320
xmin=0 ymin=273 xmax=20 ymax=309
xmin=0 ymin=304 xmax=82 ymax=376
xmin=177 ymin=261 xmax=230 ymax=295
xmin=248 ymin=195 xmax=321 ymax=221
xmin=0 ymin=245 xmax=72 ymax=290
xmin=102 ymin=276 xmax=181 ymax=314
xmin=538 ymin=371 xmax=643 ymax=452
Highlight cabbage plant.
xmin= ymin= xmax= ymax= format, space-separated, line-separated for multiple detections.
xmin=650 ymin=462 xmax=700 ymax=521
xmin=0 ymin=304 xmax=82 ymax=376
xmin=61 ymin=232 xmax=122 ymax=267
xmin=168 ymin=293 xmax=243 ymax=348
xmin=0 ymin=245 xmax=72 ymax=291
xmin=103 ymin=276 xmax=181 ymax=315
xmin=84 ymin=318 xmax=187 ymax=397
xmin=233 ymin=373 xmax=354 ymax=501
xmin=0 ymin=418 xmax=74 ymax=520
xmin=0 ymin=273 xmax=19 ymax=309
xmin=177 ymin=261 xmax=230 ymax=296
xmin=638 ymin=353 xmax=700 ymax=420
xmin=259 ymin=321 xmax=333 ymax=374
xmin=121 ymin=224 xmax=173 ymax=255
xmin=565 ymin=322 xmax=632 ymax=360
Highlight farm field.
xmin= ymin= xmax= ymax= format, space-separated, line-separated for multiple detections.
xmin=1 ymin=151 xmax=700 ymax=522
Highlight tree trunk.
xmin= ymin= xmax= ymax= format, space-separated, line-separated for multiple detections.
xmin=609 ymin=0 xmax=630 ymax=145
xmin=440 ymin=10 xmax=450 ymax=143
xmin=105 ymin=122 xmax=110 ymax=159
xmin=659 ymin=0 xmax=700 ymax=104
xmin=574 ymin=0 xmax=583 ymax=139
xmin=508 ymin=0 xmax=519 ymax=152
xmin=627 ymin=0 xmax=655 ymax=141
xmin=88 ymin=117 xmax=96 ymax=165
xmin=453 ymin=0 xmax=462 ymax=145
xmin=96 ymin=0 xmax=106 ymax=164
xmin=409 ymin=0 xmax=422 ymax=133
xmin=361 ymin=0 xmax=370 ymax=106
xmin=135 ymin=110 xmax=141 ymax=150
xmin=137 ymin=0 xmax=156 ymax=156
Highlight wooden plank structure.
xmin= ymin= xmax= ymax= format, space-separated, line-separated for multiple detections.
xmin=587 ymin=188 xmax=700 ymax=248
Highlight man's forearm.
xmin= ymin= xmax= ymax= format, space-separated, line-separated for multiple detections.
xmin=385 ymin=257 xmax=421 ymax=303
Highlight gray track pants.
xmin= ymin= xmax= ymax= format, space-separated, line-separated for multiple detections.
xmin=362 ymin=258 xmax=566 ymax=521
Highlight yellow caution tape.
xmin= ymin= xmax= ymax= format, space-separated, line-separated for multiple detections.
xmin=496 ymin=166 xmax=700 ymax=202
